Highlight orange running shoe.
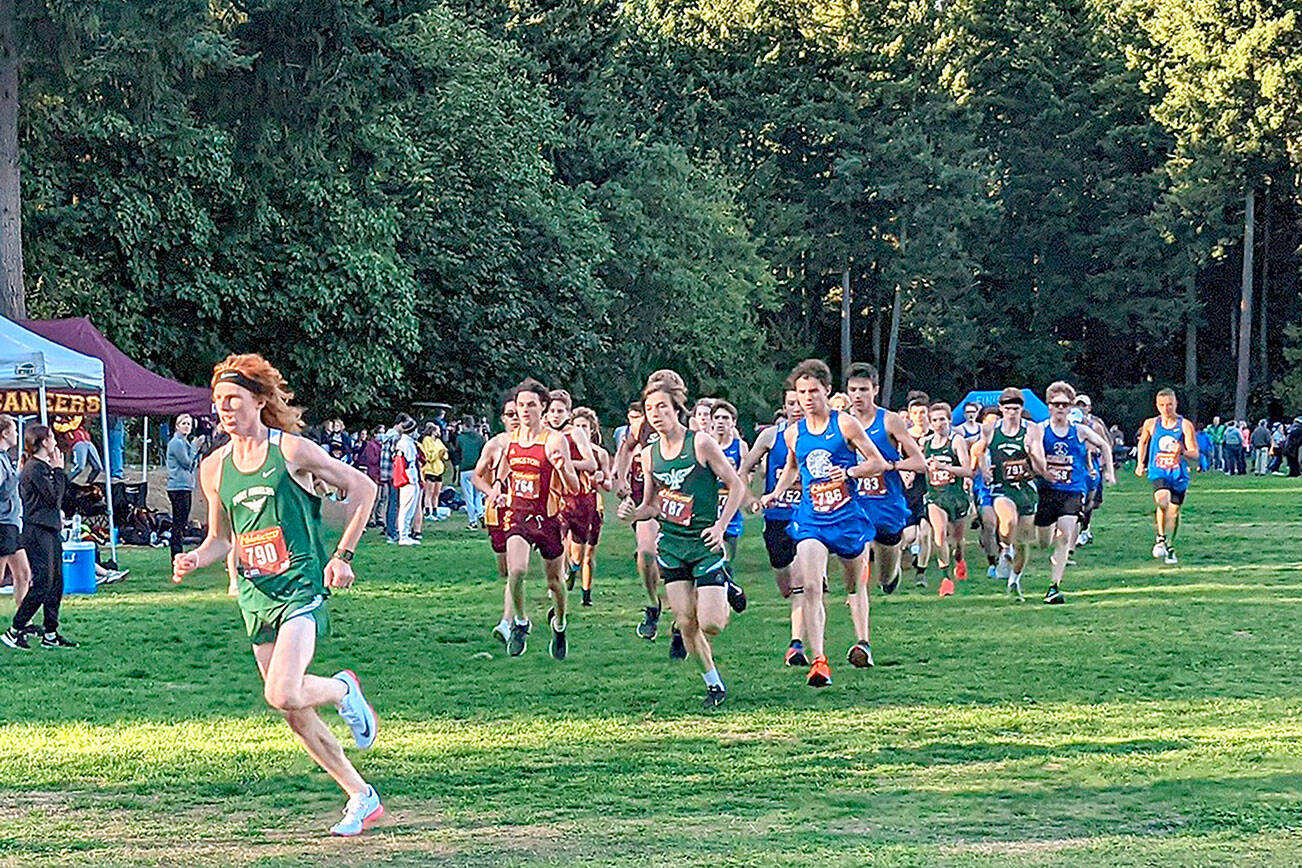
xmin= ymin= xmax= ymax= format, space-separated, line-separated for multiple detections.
xmin=938 ymin=577 xmax=956 ymax=597
xmin=955 ymin=558 xmax=968 ymax=581
xmin=807 ymin=655 xmax=832 ymax=687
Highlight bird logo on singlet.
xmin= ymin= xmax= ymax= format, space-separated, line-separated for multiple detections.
xmin=655 ymin=466 xmax=693 ymax=491
xmin=805 ymin=449 xmax=835 ymax=479
xmin=233 ymin=485 xmax=275 ymax=514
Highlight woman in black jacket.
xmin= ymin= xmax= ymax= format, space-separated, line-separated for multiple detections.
xmin=1 ymin=424 xmax=76 ymax=649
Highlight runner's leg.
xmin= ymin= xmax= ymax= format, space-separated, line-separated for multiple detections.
xmin=795 ymin=539 xmax=830 ymax=660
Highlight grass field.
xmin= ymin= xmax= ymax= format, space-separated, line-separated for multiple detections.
xmin=1 ymin=473 xmax=1300 ymax=866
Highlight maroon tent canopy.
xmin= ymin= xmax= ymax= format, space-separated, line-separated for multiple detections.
xmin=20 ymin=318 xmax=211 ymax=417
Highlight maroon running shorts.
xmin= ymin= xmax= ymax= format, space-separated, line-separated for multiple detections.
xmin=505 ymin=512 xmax=565 ymax=561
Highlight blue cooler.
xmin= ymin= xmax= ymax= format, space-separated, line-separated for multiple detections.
xmin=62 ymin=541 xmax=97 ymax=595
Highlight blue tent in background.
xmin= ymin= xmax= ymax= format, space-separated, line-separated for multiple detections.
xmin=951 ymin=389 xmax=1049 ymax=424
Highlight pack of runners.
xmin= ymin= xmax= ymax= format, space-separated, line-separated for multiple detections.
xmin=172 ymin=353 xmax=1199 ymax=837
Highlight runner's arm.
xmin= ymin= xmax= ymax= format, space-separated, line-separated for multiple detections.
xmin=569 ymin=426 xmax=599 ymax=474
xmin=173 ymin=453 xmax=232 ymax=580
xmin=594 ymin=447 xmax=614 ymax=491
xmin=470 ymin=437 xmax=501 ymax=499
xmin=738 ymin=427 xmax=774 ymax=478
xmin=760 ymin=428 xmax=800 ymax=507
xmin=1027 ymin=423 xmax=1049 ymax=477
xmin=885 ymin=413 xmax=928 ymax=473
xmin=698 ymin=434 xmax=744 ymax=552
xmin=841 ymin=414 xmax=889 ymax=478
xmin=281 ymin=433 xmax=377 ymax=560
xmin=1078 ymin=424 xmax=1116 ymax=482
xmin=548 ymin=432 xmax=581 ymax=493
xmin=611 ymin=432 xmax=637 ymax=498
xmin=619 ymin=446 xmax=660 ymax=522
xmin=1134 ymin=420 xmax=1153 ymax=477
xmin=1181 ymin=419 xmax=1200 ymax=462
xmin=951 ymin=436 xmax=974 ymax=478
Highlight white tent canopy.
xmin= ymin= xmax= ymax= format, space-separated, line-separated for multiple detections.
xmin=0 ymin=315 xmax=116 ymax=563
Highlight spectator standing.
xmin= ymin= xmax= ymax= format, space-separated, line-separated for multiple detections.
xmin=166 ymin=414 xmax=204 ymax=559
xmin=455 ymin=416 xmax=486 ymax=529
xmin=354 ymin=429 xmax=383 ymax=526
xmin=325 ymin=418 xmax=353 ymax=464
xmin=419 ymin=424 xmax=449 ymax=520
xmin=62 ymin=419 xmax=104 ymax=484
xmin=1285 ymin=417 xmax=1302 ymax=477
xmin=1250 ymin=420 xmax=1271 ymax=474
xmin=393 ymin=417 xmax=420 ymax=545
xmin=1207 ymin=417 xmax=1225 ymax=470
xmin=1195 ymin=425 xmax=1212 ymax=471
xmin=378 ymin=421 xmax=401 ymax=541
xmin=2 ymin=425 xmax=75 ymax=649
xmin=1223 ymin=420 xmax=1245 ymax=475
xmin=1268 ymin=423 xmax=1287 ymax=474
xmin=0 ymin=415 xmax=30 ymax=608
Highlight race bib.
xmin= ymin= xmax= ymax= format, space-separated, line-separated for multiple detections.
xmin=857 ymin=473 xmax=886 ymax=497
xmin=512 ymin=470 xmax=541 ymax=502
xmin=237 ymin=526 xmax=291 ymax=579
xmin=809 ymin=479 xmax=851 ymax=513
xmin=928 ymin=461 xmax=954 ymax=487
xmin=1046 ymin=456 xmax=1072 ymax=484
xmin=776 ymin=487 xmax=802 ymax=506
xmin=659 ymin=489 xmax=694 ymax=527
xmin=1002 ymin=459 xmax=1031 ymax=482
xmin=1155 ymin=451 xmax=1179 ymax=470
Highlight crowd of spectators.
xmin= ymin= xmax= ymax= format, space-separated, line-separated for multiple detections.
xmin=1194 ymin=416 xmax=1302 ymax=476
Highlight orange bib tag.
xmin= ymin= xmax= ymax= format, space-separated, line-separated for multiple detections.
xmin=1155 ymin=451 xmax=1179 ymax=470
xmin=928 ymin=462 xmax=954 ymax=487
xmin=810 ymin=479 xmax=851 ymax=513
xmin=857 ymin=473 xmax=886 ymax=497
xmin=659 ymin=489 xmax=694 ymax=527
xmin=512 ymin=470 xmax=541 ymax=503
xmin=1002 ymin=459 xmax=1031 ymax=482
xmin=236 ymin=526 xmax=291 ymax=579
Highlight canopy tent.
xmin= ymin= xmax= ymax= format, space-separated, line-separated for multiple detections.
xmin=20 ymin=317 xmax=211 ymax=416
xmin=951 ymin=389 xmax=1050 ymax=424
xmin=0 ymin=316 xmax=116 ymax=562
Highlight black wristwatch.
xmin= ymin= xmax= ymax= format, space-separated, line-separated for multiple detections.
xmin=331 ymin=548 xmax=355 ymax=564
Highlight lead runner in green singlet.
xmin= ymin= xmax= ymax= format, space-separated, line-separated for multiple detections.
xmin=172 ymin=354 xmax=385 ymax=838
xmin=619 ymin=374 xmax=745 ymax=709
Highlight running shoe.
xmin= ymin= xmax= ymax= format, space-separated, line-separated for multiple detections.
xmin=807 ymin=655 xmax=832 ymax=687
xmin=1007 ymin=573 xmax=1024 ymax=602
xmin=955 ymin=559 xmax=968 ymax=581
xmin=40 ymin=632 xmax=78 ymax=649
xmin=995 ymin=547 xmax=1013 ymax=580
xmin=1164 ymin=550 xmax=1179 ymax=566
xmin=1152 ymin=538 xmax=1168 ymax=559
xmin=547 ymin=608 xmax=567 ymax=661
xmin=669 ymin=628 xmax=687 ymax=660
xmin=880 ymin=571 xmax=900 ymax=595
xmin=492 ymin=619 xmax=510 ymax=645
xmin=703 ymin=685 xmax=726 ymax=709
xmin=1043 ymin=585 xmax=1065 ymax=605
xmin=986 ymin=564 xmax=997 ymax=579
xmin=637 ymin=606 xmax=661 ymax=641
xmin=398 ymin=538 xmax=420 ymax=546
xmin=914 ymin=571 xmax=928 ymax=588
xmin=333 ymin=669 xmax=379 ymax=750
xmin=507 ymin=620 xmax=530 ymax=657
xmin=1 ymin=627 xmax=29 ymax=650
xmin=847 ymin=641 xmax=874 ymax=668
xmin=329 ymin=786 xmax=384 ymax=837
xmin=726 ymin=580 xmax=747 ymax=613
xmin=1076 ymin=531 xmax=1089 ymax=547
xmin=938 ymin=577 xmax=956 ymax=597
xmin=784 ymin=640 xmax=809 ymax=667
xmin=581 ymin=587 xmax=592 ymax=607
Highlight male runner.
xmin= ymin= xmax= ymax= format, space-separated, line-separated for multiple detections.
xmin=762 ymin=359 xmax=889 ymax=686
xmin=711 ymin=401 xmax=749 ymax=560
xmin=843 ymin=364 xmax=927 ymax=597
xmin=690 ymin=399 xmax=715 ymax=433
xmin=569 ymin=407 xmax=611 ymax=607
xmin=901 ymin=391 xmax=933 ymax=587
xmin=620 ymin=375 xmax=745 ymax=708
xmin=1035 ymin=382 xmax=1115 ymax=603
xmin=970 ymin=388 xmax=1047 ymax=600
xmin=1073 ymin=394 xmax=1110 ymax=547
xmin=172 ymin=354 xmax=382 ymax=837
xmin=970 ymin=406 xmax=1002 ymax=577
xmin=472 ymin=395 xmax=519 ymax=644
xmin=545 ymin=389 xmax=599 ymax=590
xmin=491 ymin=378 xmax=580 ymax=659
xmin=1135 ymin=388 xmax=1198 ymax=565
xmin=741 ymin=384 xmax=806 ymax=665
xmin=921 ymin=403 xmax=973 ymax=597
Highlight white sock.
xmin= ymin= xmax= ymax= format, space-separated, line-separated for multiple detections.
xmin=497 ymin=617 xmax=510 ymax=631
xmin=702 ymin=668 xmax=723 ymax=689
xmin=514 ymin=616 xmax=529 ymax=627
xmin=1010 ymin=571 xmax=1021 ymax=582
xmin=552 ymin=614 xmax=566 ymax=632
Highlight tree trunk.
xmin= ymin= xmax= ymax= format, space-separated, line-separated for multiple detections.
xmin=1234 ymin=187 xmax=1255 ymax=421
xmin=871 ymin=305 xmax=882 ymax=370
xmin=1258 ymin=188 xmax=1270 ymax=384
xmin=839 ymin=265 xmax=851 ymax=383
xmin=882 ymin=283 xmax=902 ymax=408
xmin=0 ymin=0 xmax=23 ymax=319
xmin=1184 ymin=271 xmax=1198 ymax=420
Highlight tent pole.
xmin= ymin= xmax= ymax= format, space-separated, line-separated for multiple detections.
xmin=37 ymin=381 xmax=46 ymax=425
xmin=142 ymin=416 xmax=149 ymax=483
xmin=100 ymin=390 xmax=117 ymax=565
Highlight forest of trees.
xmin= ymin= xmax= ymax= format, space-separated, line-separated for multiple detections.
xmin=7 ymin=0 xmax=1301 ymax=431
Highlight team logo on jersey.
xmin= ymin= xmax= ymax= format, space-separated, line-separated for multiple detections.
xmin=232 ymin=485 xmax=275 ymax=514
xmin=1051 ymin=441 xmax=1070 ymax=455
xmin=805 ymin=449 xmax=835 ymax=479
xmin=1157 ymin=435 xmax=1180 ymax=453
xmin=654 ymin=466 xmax=693 ymax=491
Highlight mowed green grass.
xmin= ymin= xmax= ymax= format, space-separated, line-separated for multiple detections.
xmin=1 ymin=473 xmax=1300 ymax=866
